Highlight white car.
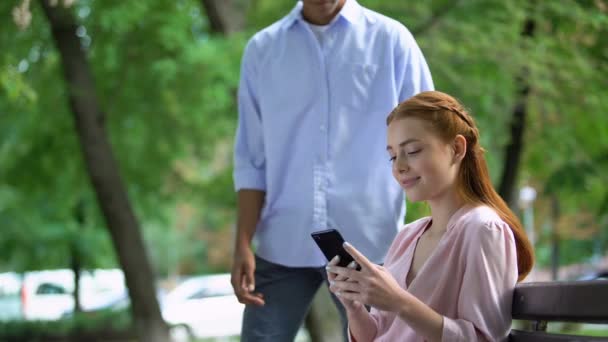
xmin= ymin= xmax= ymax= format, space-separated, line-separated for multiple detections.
xmin=19 ymin=269 xmax=126 ymax=320
xmin=162 ymin=274 xmax=244 ymax=341
xmin=0 ymin=272 xmax=23 ymax=321
xmin=20 ymin=269 xmax=75 ymax=320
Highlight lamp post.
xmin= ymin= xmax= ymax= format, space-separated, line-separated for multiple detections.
xmin=519 ymin=186 xmax=537 ymax=279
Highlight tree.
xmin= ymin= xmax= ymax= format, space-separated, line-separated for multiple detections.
xmin=1 ymin=0 xmax=244 ymax=273
xmin=38 ymin=0 xmax=168 ymax=340
xmin=497 ymin=12 xmax=535 ymax=206
xmin=200 ymin=0 xmax=249 ymax=35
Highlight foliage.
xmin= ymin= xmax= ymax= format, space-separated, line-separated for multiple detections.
xmin=362 ymin=0 xmax=608 ymax=266
xmin=0 ymin=0 xmax=243 ymax=275
xmin=0 ymin=308 xmax=133 ymax=340
xmin=0 ymin=0 xmax=606 ymax=277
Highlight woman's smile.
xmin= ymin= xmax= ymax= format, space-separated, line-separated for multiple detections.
xmin=400 ymin=176 xmax=421 ymax=189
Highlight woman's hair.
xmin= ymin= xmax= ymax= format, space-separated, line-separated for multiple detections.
xmin=387 ymin=91 xmax=534 ymax=282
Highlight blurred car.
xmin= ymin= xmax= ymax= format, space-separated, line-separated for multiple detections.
xmin=161 ymin=273 xmax=244 ymax=341
xmin=577 ymin=269 xmax=608 ymax=281
xmin=0 ymin=272 xmax=23 ymax=321
xmin=20 ymin=269 xmax=75 ymax=320
xmin=19 ymin=269 xmax=127 ymax=320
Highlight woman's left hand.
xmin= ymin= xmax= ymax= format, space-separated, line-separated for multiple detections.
xmin=326 ymin=242 xmax=410 ymax=312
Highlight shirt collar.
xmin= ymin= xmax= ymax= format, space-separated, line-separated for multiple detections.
xmin=281 ymin=0 xmax=366 ymax=29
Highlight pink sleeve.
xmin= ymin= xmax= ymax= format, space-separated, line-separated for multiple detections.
xmin=441 ymin=221 xmax=518 ymax=342
xmin=369 ymin=223 xmax=417 ymax=334
xmin=347 ymin=308 xmax=384 ymax=342
xmin=349 ymin=223 xmax=417 ymax=341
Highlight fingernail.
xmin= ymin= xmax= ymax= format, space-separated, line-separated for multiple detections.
xmin=248 ymin=284 xmax=255 ymax=292
xmin=329 ymin=281 xmax=334 ymax=286
xmin=343 ymin=241 xmax=351 ymax=248
xmin=331 ymin=255 xmax=340 ymax=263
xmin=348 ymin=261 xmax=356 ymax=268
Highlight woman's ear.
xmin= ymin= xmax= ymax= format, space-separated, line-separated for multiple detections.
xmin=453 ymin=135 xmax=467 ymax=163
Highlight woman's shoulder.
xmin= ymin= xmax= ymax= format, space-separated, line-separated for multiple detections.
xmin=460 ymin=205 xmax=502 ymax=223
xmin=452 ymin=206 xmax=518 ymax=269
xmin=453 ymin=205 xmax=512 ymax=238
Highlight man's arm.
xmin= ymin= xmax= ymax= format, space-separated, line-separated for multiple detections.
xmin=231 ymin=38 xmax=266 ymax=306
xmin=235 ymin=189 xmax=265 ymax=253
xmin=231 ymin=189 xmax=266 ymax=306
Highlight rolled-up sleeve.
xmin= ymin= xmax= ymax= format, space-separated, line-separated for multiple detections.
xmin=441 ymin=221 xmax=518 ymax=342
xmin=233 ymin=39 xmax=266 ymax=191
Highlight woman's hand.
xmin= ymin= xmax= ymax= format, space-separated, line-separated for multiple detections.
xmin=326 ymin=255 xmax=364 ymax=312
xmin=326 ymin=242 xmax=411 ymax=313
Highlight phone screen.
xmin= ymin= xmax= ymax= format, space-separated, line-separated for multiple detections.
xmin=310 ymin=229 xmax=356 ymax=268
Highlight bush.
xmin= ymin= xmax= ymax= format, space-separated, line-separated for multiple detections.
xmin=0 ymin=308 xmax=135 ymax=341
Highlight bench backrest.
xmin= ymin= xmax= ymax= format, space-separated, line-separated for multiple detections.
xmin=509 ymin=280 xmax=608 ymax=341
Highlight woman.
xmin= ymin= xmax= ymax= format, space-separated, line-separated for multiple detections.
xmin=326 ymin=91 xmax=534 ymax=341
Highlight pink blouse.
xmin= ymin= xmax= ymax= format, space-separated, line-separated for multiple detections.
xmin=355 ymin=205 xmax=518 ymax=341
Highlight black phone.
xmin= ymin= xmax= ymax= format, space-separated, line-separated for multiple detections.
xmin=311 ymin=229 xmax=359 ymax=269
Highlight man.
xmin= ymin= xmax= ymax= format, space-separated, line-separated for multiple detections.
xmin=232 ymin=0 xmax=434 ymax=340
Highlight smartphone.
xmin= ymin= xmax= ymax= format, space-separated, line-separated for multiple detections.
xmin=311 ymin=229 xmax=359 ymax=269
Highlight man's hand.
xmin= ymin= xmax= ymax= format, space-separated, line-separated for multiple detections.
xmin=232 ymin=189 xmax=265 ymax=306
xmin=231 ymin=244 xmax=265 ymax=306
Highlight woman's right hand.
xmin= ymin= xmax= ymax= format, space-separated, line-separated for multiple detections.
xmin=326 ymin=255 xmax=364 ymax=312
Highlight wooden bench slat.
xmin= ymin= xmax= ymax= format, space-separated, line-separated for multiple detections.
xmin=512 ymin=281 xmax=608 ymax=323
xmin=509 ymin=329 xmax=608 ymax=342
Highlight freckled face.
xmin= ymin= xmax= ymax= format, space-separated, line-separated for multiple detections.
xmin=386 ymin=117 xmax=460 ymax=202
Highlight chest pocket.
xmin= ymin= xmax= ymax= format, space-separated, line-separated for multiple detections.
xmin=332 ymin=62 xmax=388 ymax=114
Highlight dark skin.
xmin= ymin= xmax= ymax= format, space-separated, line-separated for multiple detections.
xmin=230 ymin=0 xmax=347 ymax=307
xmin=302 ymin=0 xmax=347 ymax=25
xmin=231 ymin=189 xmax=266 ymax=306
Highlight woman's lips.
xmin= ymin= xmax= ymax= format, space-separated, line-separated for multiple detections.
xmin=400 ymin=177 xmax=421 ymax=188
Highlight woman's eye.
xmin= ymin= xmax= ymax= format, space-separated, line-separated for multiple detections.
xmin=407 ymin=149 xmax=421 ymax=155
xmin=389 ymin=156 xmax=396 ymax=162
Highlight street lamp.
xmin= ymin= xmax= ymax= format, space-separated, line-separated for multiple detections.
xmin=519 ymin=186 xmax=537 ymax=279
xmin=518 ymin=186 xmax=537 ymax=245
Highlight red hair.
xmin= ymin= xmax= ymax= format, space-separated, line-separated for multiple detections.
xmin=387 ymin=91 xmax=534 ymax=282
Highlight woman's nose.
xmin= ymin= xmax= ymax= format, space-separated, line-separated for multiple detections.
xmin=395 ymin=155 xmax=409 ymax=173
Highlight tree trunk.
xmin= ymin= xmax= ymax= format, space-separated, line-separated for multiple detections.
xmin=71 ymin=255 xmax=81 ymax=314
xmin=200 ymin=0 xmax=248 ymax=35
xmin=39 ymin=1 xmax=169 ymax=341
xmin=498 ymin=17 xmax=535 ymax=206
xmin=550 ymin=195 xmax=560 ymax=280
xmin=71 ymin=199 xmax=85 ymax=314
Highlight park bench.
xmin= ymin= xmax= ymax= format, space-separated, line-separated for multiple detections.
xmin=509 ymin=280 xmax=608 ymax=341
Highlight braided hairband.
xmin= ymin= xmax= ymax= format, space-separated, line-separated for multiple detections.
xmin=437 ymin=104 xmax=474 ymax=128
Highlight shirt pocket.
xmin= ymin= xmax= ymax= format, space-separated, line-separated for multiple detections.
xmin=333 ymin=62 xmax=388 ymax=114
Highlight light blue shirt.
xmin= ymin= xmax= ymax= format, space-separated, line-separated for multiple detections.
xmin=233 ymin=0 xmax=434 ymax=267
